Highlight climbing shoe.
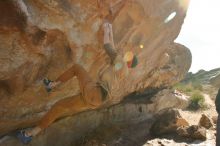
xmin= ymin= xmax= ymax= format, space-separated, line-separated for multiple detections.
xmin=17 ymin=130 xmax=32 ymax=144
xmin=43 ymin=78 xmax=53 ymax=92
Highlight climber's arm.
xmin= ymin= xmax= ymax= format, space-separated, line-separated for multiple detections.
xmin=109 ymin=24 xmax=115 ymax=49
xmin=109 ymin=0 xmax=127 ymax=21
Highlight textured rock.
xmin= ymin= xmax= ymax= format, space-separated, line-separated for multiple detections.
xmin=177 ymin=125 xmax=207 ymax=141
xmin=0 ymin=0 xmax=191 ymax=135
xmin=212 ymin=116 xmax=217 ymax=124
xmin=198 ymin=114 xmax=213 ymax=129
xmin=148 ymin=89 xmax=190 ymax=112
xmin=150 ymin=108 xmax=189 ymax=136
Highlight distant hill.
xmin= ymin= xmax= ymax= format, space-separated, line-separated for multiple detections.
xmin=182 ymin=68 xmax=220 ymax=86
xmin=210 ymin=74 xmax=220 ymax=88
xmin=173 ymin=68 xmax=220 ymax=99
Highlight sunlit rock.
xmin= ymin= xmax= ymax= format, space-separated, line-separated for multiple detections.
xmin=0 ymin=0 xmax=191 ymax=136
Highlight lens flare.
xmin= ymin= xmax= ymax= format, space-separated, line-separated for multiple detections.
xmin=178 ymin=0 xmax=190 ymax=11
xmin=164 ymin=12 xmax=176 ymax=23
xmin=139 ymin=44 xmax=144 ymax=49
xmin=123 ymin=51 xmax=134 ymax=62
xmin=114 ymin=62 xmax=123 ymax=71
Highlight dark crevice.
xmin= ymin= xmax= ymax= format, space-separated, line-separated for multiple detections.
xmin=122 ymin=87 xmax=166 ymax=104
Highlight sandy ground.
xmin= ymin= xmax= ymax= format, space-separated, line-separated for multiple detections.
xmin=180 ymin=94 xmax=217 ymax=125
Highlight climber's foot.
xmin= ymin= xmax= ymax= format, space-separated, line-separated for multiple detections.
xmin=17 ymin=130 xmax=32 ymax=144
xmin=43 ymin=78 xmax=53 ymax=92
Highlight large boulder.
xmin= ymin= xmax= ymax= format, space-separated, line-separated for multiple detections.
xmin=150 ymin=108 xmax=189 ymax=136
xmin=0 ymin=0 xmax=191 ymax=135
xmin=148 ymin=89 xmax=189 ymax=112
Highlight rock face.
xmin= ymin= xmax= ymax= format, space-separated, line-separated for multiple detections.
xmin=0 ymin=0 xmax=191 ymax=136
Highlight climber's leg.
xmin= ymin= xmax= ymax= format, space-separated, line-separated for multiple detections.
xmin=55 ymin=64 xmax=89 ymax=83
xmin=26 ymin=64 xmax=104 ymax=137
xmin=65 ymin=64 xmax=103 ymax=107
xmin=44 ymin=64 xmax=96 ymax=91
xmin=41 ymin=64 xmax=103 ymax=129
xmin=26 ymin=94 xmax=92 ymax=137
xmin=45 ymin=63 xmax=103 ymax=104
xmin=26 ymin=87 xmax=104 ymax=138
xmin=39 ymin=95 xmax=91 ymax=130
xmin=55 ymin=64 xmax=100 ymax=96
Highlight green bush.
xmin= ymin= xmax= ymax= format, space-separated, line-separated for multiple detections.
xmin=188 ymin=91 xmax=205 ymax=110
xmin=173 ymin=82 xmax=203 ymax=96
xmin=185 ymin=86 xmax=193 ymax=93
xmin=173 ymin=83 xmax=193 ymax=95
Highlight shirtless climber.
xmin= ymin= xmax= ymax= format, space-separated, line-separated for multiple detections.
xmin=99 ymin=0 xmax=127 ymax=64
xmin=17 ymin=1 xmax=129 ymax=143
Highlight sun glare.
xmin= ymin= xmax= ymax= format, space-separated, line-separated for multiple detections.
xmin=178 ymin=0 xmax=190 ymax=11
xmin=176 ymin=0 xmax=220 ymax=73
xmin=164 ymin=12 xmax=176 ymax=23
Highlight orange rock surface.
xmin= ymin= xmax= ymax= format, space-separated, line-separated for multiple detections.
xmin=0 ymin=0 xmax=191 ymax=135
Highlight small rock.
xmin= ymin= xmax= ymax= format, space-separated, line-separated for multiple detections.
xmin=198 ymin=114 xmax=213 ymax=129
xmin=177 ymin=125 xmax=207 ymax=141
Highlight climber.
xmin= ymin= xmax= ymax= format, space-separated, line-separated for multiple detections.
xmin=215 ymin=88 xmax=220 ymax=146
xmin=100 ymin=0 xmax=127 ymax=64
xmin=17 ymin=1 xmax=130 ymax=143
xmin=17 ymin=64 xmax=109 ymax=144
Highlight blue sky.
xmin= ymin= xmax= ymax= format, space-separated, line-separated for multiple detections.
xmin=175 ymin=0 xmax=220 ymax=73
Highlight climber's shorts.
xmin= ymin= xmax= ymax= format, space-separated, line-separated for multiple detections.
xmin=103 ymin=43 xmax=112 ymax=51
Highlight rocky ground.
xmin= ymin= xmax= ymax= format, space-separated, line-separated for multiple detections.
xmin=146 ymin=94 xmax=217 ymax=146
xmin=72 ymin=92 xmax=218 ymax=146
